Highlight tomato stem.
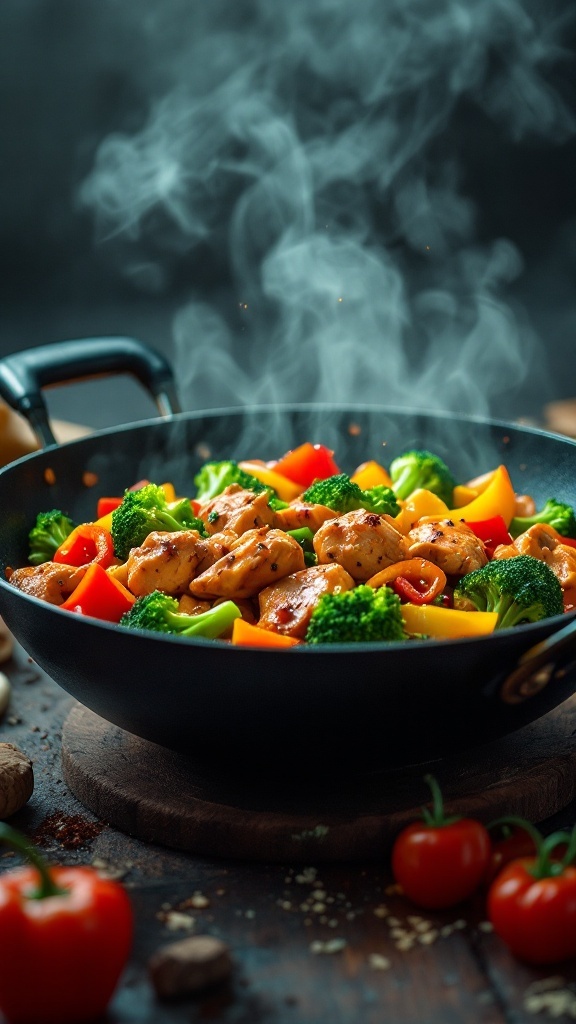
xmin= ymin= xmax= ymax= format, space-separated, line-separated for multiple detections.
xmin=420 ymin=774 xmax=460 ymax=828
xmin=0 ymin=823 xmax=68 ymax=899
xmin=488 ymin=816 xmax=576 ymax=879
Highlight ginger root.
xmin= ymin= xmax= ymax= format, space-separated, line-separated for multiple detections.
xmin=0 ymin=743 xmax=34 ymax=819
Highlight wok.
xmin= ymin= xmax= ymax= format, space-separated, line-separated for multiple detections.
xmin=1 ymin=336 xmax=576 ymax=776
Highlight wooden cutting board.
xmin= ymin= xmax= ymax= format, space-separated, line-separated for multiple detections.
xmin=62 ymin=696 xmax=576 ymax=862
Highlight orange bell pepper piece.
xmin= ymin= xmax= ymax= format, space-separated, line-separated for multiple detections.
xmin=60 ymin=563 xmax=136 ymax=622
xmin=231 ymin=618 xmax=300 ymax=648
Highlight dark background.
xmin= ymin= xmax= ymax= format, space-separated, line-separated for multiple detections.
xmin=0 ymin=0 xmax=574 ymax=431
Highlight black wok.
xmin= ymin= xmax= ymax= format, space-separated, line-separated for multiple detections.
xmin=1 ymin=337 xmax=576 ymax=776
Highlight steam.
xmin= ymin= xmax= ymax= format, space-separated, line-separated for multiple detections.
xmin=79 ymin=0 xmax=575 ymax=422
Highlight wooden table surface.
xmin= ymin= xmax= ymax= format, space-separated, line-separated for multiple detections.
xmin=3 ymin=641 xmax=576 ymax=1024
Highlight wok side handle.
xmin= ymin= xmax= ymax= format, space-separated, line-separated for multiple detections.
xmin=500 ymin=616 xmax=576 ymax=704
xmin=0 ymin=337 xmax=181 ymax=448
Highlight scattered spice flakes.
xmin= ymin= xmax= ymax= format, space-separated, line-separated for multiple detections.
xmin=179 ymin=892 xmax=210 ymax=910
xmin=295 ymin=867 xmax=318 ymax=885
xmin=82 ymin=471 xmax=99 ymax=488
xmin=523 ymin=977 xmax=576 ymax=1018
xmin=310 ymin=938 xmax=347 ymax=955
xmin=31 ymin=811 xmax=104 ymax=849
xmin=91 ymin=857 xmax=133 ymax=882
xmin=369 ymin=953 xmax=392 ymax=971
xmin=44 ymin=467 xmax=56 ymax=485
xmin=156 ymin=908 xmax=196 ymax=932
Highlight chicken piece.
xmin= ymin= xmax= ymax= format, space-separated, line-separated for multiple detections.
xmin=177 ymin=594 xmax=212 ymax=615
xmin=493 ymin=523 xmax=576 ymax=589
xmin=8 ymin=562 xmax=86 ymax=606
xmin=407 ymin=519 xmax=488 ymax=577
xmin=313 ymin=509 xmax=409 ymax=582
xmin=273 ymin=502 xmax=338 ymax=534
xmin=126 ymin=530 xmax=208 ymax=597
xmin=514 ymin=494 xmax=536 ymax=517
xmin=198 ymin=485 xmax=276 ymax=537
xmin=195 ymin=529 xmax=239 ymax=574
xmin=189 ymin=527 xmax=305 ymax=600
xmin=258 ymin=563 xmax=355 ymax=638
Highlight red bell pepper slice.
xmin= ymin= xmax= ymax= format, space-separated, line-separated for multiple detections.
xmin=393 ymin=575 xmax=439 ymax=605
xmin=467 ymin=515 xmax=512 ymax=556
xmin=53 ymin=524 xmax=115 ymax=569
xmin=271 ymin=443 xmax=341 ymax=488
xmin=96 ymin=496 xmax=123 ymax=518
xmin=60 ymin=563 xmax=135 ymax=622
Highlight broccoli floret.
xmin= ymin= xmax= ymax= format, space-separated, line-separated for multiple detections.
xmin=194 ymin=460 xmax=268 ymax=502
xmin=301 ymin=474 xmax=400 ymax=516
xmin=509 ymin=498 xmax=576 ymax=540
xmin=28 ymin=509 xmax=76 ymax=565
xmin=306 ymin=584 xmax=407 ymax=644
xmin=193 ymin=459 xmax=287 ymax=512
xmin=120 ymin=590 xmax=241 ymax=639
xmin=389 ymin=449 xmax=456 ymax=505
xmin=452 ymin=555 xmax=563 ymax=629
xmin=111 ymin=483 xmax=208 ymax=560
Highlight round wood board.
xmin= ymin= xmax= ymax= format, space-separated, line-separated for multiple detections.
xmin=62 ymin=699 xmax=576 ymax=862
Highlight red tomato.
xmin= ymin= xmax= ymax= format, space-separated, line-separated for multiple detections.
xmin=391 ymin=776 xmax=491 ymax=909
xmin=487 ymin=858 xmax=576 ymax=964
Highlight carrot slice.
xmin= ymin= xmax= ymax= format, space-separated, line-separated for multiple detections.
xmin=231 ymin=619 xmax=299 ymax=648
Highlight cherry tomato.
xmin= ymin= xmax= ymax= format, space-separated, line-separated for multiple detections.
xmin=487 ymin=823 xmax=576 ymax=964
xmin=391 ymin=775 xmax=490 ymax=909
xmin=488 ymin=860 xmax=576 ymax=964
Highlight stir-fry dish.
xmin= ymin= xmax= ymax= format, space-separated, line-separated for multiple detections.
xmin=6 ymin=441 xmax=576 ymax=646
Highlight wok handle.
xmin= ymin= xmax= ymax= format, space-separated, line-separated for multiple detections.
xmin=500 ymin=615 xmax=576 ymax=704
xmin=0 ymin=337 xmax=181 ymax=447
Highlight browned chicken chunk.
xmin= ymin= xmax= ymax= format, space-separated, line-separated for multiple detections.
xmin=273 ymin=502 xmax=337 ymax=533
xmin=258 ymin=563 xmax=355 ymax=638
xmin=493 ymin=523 xmax=576 ymax=589
xmin=407 ymin=519 xmax=488 ymax=576
xmin=198 ymin=485 xmax=276 ymax=537
xmin=126 ymin=530 xmax=208 ymax=597
xmin=313 ymin=509 xmax=409 ymax=582
xmin=195 ymin=529 xmax=239 ymax=574
xmin=8 ymin=562 xmax=86 ymax=605
xmin=189 ymin=527 xmax=305 ymax=600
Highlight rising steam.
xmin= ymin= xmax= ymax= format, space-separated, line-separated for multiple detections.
xmin=79 ymin=0 xmax=575 ymax=421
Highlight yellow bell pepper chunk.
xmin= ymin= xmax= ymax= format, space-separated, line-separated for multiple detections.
xmin=401 ymin=603 xmax=499 ymax=639
xmin=94 ymin=510 xmax=114 ymax=532
xmin=238 ymin=461 xmax=302 ymax=502
xmin=452 ymin=484 xmax=479 ymax=507
xmin=394 ymin=489 xmax=450 ymax=534
xmin=444 ymin=465 xmax=516 ymax=527
xmin=350 ymin=460 xmax=393 ymax=490
xmin=160 ymin=482 xmax=177 ymax=503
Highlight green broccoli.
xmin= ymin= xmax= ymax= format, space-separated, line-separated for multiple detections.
xmin=28 ymin=509 xmax=76 ymax=565
xmin=301 ymin=474 xmax=400 ymax=517
xmin=120 ymin=590 xmax=241 ymax=639
xmin=306 ymin=584 xmax=407 ymax=644
xmin=509 ymin=498 xmax=576 ymax=540
xmin=452 ymin=554 xmax=563 ymax=629
xmin=287 ymin=527 xmax=317 ymax=567
xmin=111 ymin=483 xmax=208 ymax=560
xmin=389 ymin=449 xmax=456 ymax=505
xmin=193 ymin=459 xmax=287 ymax=511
